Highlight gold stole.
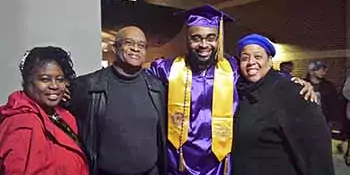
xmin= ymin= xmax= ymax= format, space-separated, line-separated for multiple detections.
xmin=168 ymin=56 xmax=234 ymax=172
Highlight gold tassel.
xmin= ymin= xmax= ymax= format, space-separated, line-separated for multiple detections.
xmin=179 ymin=149 xmax=185 ymax=172
xmin=218 ymin=15 xmax=224 ymax=61
xmin=224 ymin=156 xmax=229 ymax=175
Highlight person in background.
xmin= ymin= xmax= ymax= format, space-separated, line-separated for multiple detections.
xmin=304 ymin=61 xmax=340 ymax=124
xmin=0 ymin=46 xmax=89 ymax=175
xmin=147 ymin=5 xmax=315 ymax=175
xmin=66 ymin=26 xmax=167 ymax=175
xmin=342 ymin=76 xmax=350 ymax=165
xmin=279 ymin=61 xmax=294 ymax=78
xmin=342 ymin=76 xmax=350 ymax=123
xmin=232 ymin=34 xmax=334 ymax=175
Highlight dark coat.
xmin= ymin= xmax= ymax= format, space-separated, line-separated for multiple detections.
xmin=232 ymin=70 xmax=334 ymax=175
xmin=304 ymin=76 xmax=341 ymax=123
xmin=66 ymin=67 xmax=167 ymax=175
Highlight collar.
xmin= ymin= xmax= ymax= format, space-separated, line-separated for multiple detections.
xmin=237 ymin=69 xmax=276 ymax=103
xmin=87 ymin=66 xmax=162 ymax=93
xmin=88 ymin=67 xmax=110 ymax=93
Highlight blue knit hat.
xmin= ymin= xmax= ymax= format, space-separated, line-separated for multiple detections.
xmin=237 ymin=34 xmax=276 ymax=57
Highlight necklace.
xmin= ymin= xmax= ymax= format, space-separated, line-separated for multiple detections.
xmin=179 ymin=67 xmax=190 ymax=172
xmin=47 ymin=112 xmax=80 ymax=146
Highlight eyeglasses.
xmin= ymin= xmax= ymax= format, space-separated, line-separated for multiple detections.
xmin=189 ymin=34 xmax=218 ymax=44
xmin=117 ymin=38 xmax=147 ymax=50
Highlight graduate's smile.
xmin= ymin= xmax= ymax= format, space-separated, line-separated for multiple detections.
xmin=197 ymin=50 xmax=212 ymax=58
xmin=187 ymin=26 xmax=219 ymax=62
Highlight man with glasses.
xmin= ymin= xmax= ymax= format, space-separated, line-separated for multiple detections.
xmin=66 ymin=26 xmax=167 ymax=175
xmin=147 ymin=5 xmax=315 ymax=175
xmin=148 ymin=5 xmax=238 ymax=175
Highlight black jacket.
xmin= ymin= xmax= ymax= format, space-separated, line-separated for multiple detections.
xmin=232 ymin=70 xmax=334 ymax=175
xmin=304 ymin=77 xmax=341 ymax=123
xmin=66 ymin=67 xmax=167 ymax=175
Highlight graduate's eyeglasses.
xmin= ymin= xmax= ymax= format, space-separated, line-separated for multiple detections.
xmin=117 ymin=38 xmax=147 ymax=50
xmin=189 ymin=34 xmax=218 ymax=44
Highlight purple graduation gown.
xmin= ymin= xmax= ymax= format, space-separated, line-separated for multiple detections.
xmin=147 ymin=57 xmax=239 ymax=175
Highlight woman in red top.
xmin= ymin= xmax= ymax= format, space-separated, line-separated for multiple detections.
xmin=0 ymin=46 xmax=89 ymax=175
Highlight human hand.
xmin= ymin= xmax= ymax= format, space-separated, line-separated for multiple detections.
xmin=62 ymin=85 xmax=71 ymax=102
xmin=291 ymin=77 xmax=318 ymax=103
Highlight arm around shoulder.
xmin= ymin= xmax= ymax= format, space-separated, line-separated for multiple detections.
xmin=64 ymin=76 xmax=89 ymax=118
xmin=145 ymin=58 xmax=173 ymax=84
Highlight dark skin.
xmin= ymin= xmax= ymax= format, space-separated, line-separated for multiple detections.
xmin=280 ymin=64 xmax=294 ymax=74
xmin=64 ymin=26 xmax=316 ymax=102
xmin=113 ymin=26 xmax=147 ymax=76
xmin=187 ymin=26 xmax=218 ymax=63
xmin=25 ymin=61 xmax=67 ymax=114
xmin=187 ymin=26 xmax=316 ymax=102
xmin=63 ymin=26 xmax=147 ymax=100
xmin=239 ymin=44 xmax=316 ymax=102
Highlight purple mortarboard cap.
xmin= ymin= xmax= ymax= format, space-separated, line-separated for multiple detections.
xmin=175 ymin=5 xmax=235 ymax=29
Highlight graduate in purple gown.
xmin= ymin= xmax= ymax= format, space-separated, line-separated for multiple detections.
xmin=146 ymin=5 xmax=315 ymax=175
xmin=147 ymin=5 xmax=237 ymax=175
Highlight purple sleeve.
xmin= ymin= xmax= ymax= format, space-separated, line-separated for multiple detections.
xmin=146 ymin=58 xmax=174 ymax=85
xmin=227 ymin=56 xmax=240 ymax=85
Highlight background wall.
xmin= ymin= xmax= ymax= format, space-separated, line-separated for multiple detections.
xmin=0 ymin=0 xmax=102 ymax=104
xmin=136 ymin=0 xmax=349 ymax=92
xmin=101 ymin=0 xmax=348 ymax=92
xmin=224 ymin=0 xmax=347 ymax=91
xmin=346 ymin=0 xmax=350 ymax=76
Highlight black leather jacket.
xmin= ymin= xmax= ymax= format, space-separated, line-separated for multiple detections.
xmin=66 ymin=67 xmax=167 ymax=175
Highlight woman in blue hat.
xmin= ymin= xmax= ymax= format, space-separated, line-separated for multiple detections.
xmin=231 ymin=34 xmax=334 ymax=175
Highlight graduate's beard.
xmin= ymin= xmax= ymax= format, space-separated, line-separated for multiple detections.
xmin=187 ymin=49 xmax=217 ymax=71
